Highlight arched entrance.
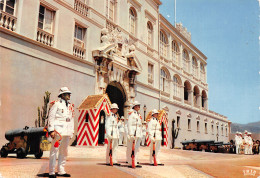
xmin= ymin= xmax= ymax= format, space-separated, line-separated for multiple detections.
xmin=98 ymin=110 xmax=106 ymax=144
xmin=105 ymin=81 xmax=126 ymax=117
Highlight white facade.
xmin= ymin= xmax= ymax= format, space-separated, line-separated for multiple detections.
xmin=0 ymin=0 xmax=230 ymax=147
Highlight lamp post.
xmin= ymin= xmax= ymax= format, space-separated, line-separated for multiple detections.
xmin=143 ymin=104 xmax=147 ymax=122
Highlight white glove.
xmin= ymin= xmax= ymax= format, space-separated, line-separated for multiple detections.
xmin=108 ymin=135 xmax=113 ymax=140
xmin=127 ymin=135 xmax=131 ymax=140
xmin=130 ymin=135 xmax=135 ymax=139
xmin=150 ymin=137 xmax=155 ymax=142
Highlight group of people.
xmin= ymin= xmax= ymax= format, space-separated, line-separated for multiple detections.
xmin=105 ymin=101 xmax=163 ymax=167
xmin=45 ymin=87 xmax=163 ymax=177
xmin=234 ymin=130 xmax=259 ymax=155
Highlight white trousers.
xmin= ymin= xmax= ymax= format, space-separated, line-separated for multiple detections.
xmin=106 ymin=138 xmax=119 ymax=164
xmin=244 ymin=145 xmax=249 ymax=154
xmin=248 ymin=145 xmax=253 ymax=155
xmin=127 ymin=137 xmax=141 ymax=166
xmin=123 ymin=132 xmax=128 ymax=146
xmin=235 ymin=144 xmax=240 ymax=154
xmin=119 ymin=133 xmax=124 ymax=145
xmin=141 ymin=135 xmax=146 ymax=146
xmin=49 ymin=136 xmax=70 ymax=175
xmin=150 ymin=140 xmax=161 ymax=164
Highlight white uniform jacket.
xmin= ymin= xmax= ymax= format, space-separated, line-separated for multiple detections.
xmin=128 ymin=110 xmax=142 ymax=138
xmin=48 ymin=99 xmax=74 ymax=137
xmin=142 ymin=125 xmax=146 ymax=136
xmin=118 ymin=121 xmax=125 ymax=133
xmin=105 ymin=114 xmax=119 ymax=139
xmin=147 ymin=117 xmax=162 ymax=141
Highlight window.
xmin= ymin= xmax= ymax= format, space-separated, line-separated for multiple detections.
xmin=85 ymin=113 xmax=89 ymax=122
xmin=38 ymin=5 xmax=54 ymax=34
xmin=188 ymin=119 xmax=191 ymax=130
xmin=129 ymin=8 xmax=137 ymax=35
xmin=226 ymin=128 xmax=228 ymax=136
xmin=0 ymin=0 xmax=15 ymax=15
xmin=197 ymin=121 xmax=200 ymax=132
xmin=177 ymin=116 xmax=180 ymax=128
xmin=221 ymin=126 xmax=223 ymax=136
xmin=211 ymin=124 xmax=214 ymax=133
xmin=147 ymin=21 xmax=153 ymax=46
xmin=217 ymin=126 xmax=219 ymax=134
xmin=172 ymin=41 xmax=179 ymax=65
xmin=205 ymin=123 xmax=208 ymax=133
xmin=160 ymin=31 xmax=168 ymax=57
xmin=192 ymin=57 xmax=198 ymax=78
xmin=106 ymin=0 xmax=115 ymax=21
xmin=200 ymin=63 xmax=205 ymax=81
xmin=173 ymin=75 xmax=180 ymax=98
xmin=160 ymin=69 xmax=169 ymax=93
xmin=74 ymin=25 xmax=84 ymax=41
xmin=148 ymin=63 xmax=154 ymax=84
xmin=182 ymin=50 xmax=188 ymax=71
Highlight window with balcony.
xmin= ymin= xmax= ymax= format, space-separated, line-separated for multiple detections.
xmin=197 ymin=121 xmax=200 ymax=132
xmin=106 ymin=0 xmax=115 ymax=21
xmin=147 ymin=21 xmax=153 ymax=47
xmin=200 ymin=63 xmax=205 ymax=82
xmin=172 ymin=41 xmax=179 ymax=66
xmin=182 ymin=50 xmax=189 ymax=72
xmin=37 ymin=5 xmax=55 ymax=46
xmin=73 ymin=24 xmax=86 ymax=59
xmin=129 ymin=7 xmax=137 ymax=36
xmin=173 ymin=75 xmax=181 ymax=99
xmin=160 ymin=31 xmax=168 ymax=58
xmin=160 ymin=68 xmax=170 ymax=94
xmin=192 ymin=57 xmax=198 ymax=78
xmin=0 ymin=0 xmax=16 ymax=31
xmin=148 ymin=63 xmax=154 ymax=85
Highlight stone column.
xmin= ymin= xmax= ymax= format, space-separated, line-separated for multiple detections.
xmin=197 ymin=60 xmax=201 ymax=79
xmin=197 ymin=94 xmax=202 ymax=109
xmin=179 ymin=44 xmax=183 ymax=69
xmin=188 ymin=89 xmax=193 ymax=106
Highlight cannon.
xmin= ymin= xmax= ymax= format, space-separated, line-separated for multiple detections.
xmin=0 ymin=126 xmax=46 ymax=159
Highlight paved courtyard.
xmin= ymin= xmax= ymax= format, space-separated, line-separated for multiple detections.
xmin=0 ymin=146 xmax=259 ymax=178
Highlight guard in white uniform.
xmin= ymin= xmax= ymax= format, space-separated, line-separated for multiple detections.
xmin=247 ymin=132 xmax=253 ymax=155
xmin=118 ymin=116 xmax=125 ymax=146
xmin=235 ymin=132 xmax=240 ymax=154
xmin=147 ymin=109 xmax=162 ymax=165
xmin=127 ymin=101 xmax=142 ymax=167
xmin=48 ymin=87 xmax=74 ymax=178
xmin=244 ymin=130 xmax=249 ymax=155
xmin=141 ymin=121 xmax=147 ymax=146
xmin=105 ymin=103 xmax=120 ymax=165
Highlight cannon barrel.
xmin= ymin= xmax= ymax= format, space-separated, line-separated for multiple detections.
xmin=5 ymin=126 xmax=45 ymax=141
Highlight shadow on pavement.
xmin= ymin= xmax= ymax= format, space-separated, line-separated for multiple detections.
xmin=36 ymin=173 xmax=49 ymax=177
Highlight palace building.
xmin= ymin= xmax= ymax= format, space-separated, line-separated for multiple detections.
xmin=0 ymin=0 xmax=231 ymax=147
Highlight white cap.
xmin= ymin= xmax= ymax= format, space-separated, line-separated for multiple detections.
xmin=121 ymin=116 xmax=125 ymax=120
xmin=110 ymin=103 xmax=119 ymax=110
xmin=142 ymin=121 xmax=147 ymax=124
xmin=58 ymin=87 xmax=71 ymax=97
xmin=236 ymin=131 xmax=239 ymax=134
xmin=248 ymin=132 xmax=252 ymax=135
xmin=151 ymin=109 xmax=159 ymax=116
xmin=239 ymin=132 xmax=242 ymax=135
xmin=132 ymin=101 xmax=141 ymax=108
xmin=244 ymin=130 xmax=248 ymax=134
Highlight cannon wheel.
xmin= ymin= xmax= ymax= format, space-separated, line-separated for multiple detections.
xmin=17 ymin=147 xmax=26 ymax=159
xmin=0 ymin=147 xmax=8 ymax=158
xmin=34 ymin=149 xmax=43 ymax=159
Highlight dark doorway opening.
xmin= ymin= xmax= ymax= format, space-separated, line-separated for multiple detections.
xmin=161 ymin=122 xmax=165 ymax=146
xmin=98 ymin=110 xmax=106 ymax=145
xmin=105 ymin=82 xmax=126 ymax=117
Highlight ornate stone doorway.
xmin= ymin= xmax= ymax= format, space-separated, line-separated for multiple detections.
xmin=105 ymin=81 xmax=126 ymax=117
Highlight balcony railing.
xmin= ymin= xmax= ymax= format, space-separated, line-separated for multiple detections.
xmin=73 ymin=38 xmax=86 ymax=59
xmin=36 ymin=28 xmax=54 ymax=46
xmin=0 ymin=11 xmax=17 ymax=31
xmin=74 ymin=0 xmax=89 ymax=17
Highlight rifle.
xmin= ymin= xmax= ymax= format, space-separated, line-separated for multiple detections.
xmin=131 ymin=117 xmax=138 ymax=168
xmin=152 ymin=123 xmax=157 ymax=166
xmin=109 ymin=120 xmax=114 ymax=166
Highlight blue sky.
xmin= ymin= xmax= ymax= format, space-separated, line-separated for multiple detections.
xmin=160 ymin=0 xmax=260 ymax=124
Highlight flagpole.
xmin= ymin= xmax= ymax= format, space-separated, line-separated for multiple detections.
xmin=174 ymin=0 xmax=176 ymax=27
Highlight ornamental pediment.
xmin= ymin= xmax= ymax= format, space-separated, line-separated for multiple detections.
xmin=92 ymin=28 xmax=142 ymax=74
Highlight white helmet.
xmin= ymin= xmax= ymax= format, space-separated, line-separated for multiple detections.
xmin=132 ymin=101 xmax=141 ymax=108
xmin=121 ymin=116 xmax=125 ymax=120
xmin=151 ymin=109 xmax=159 ymax=116
xmin=247 ymin=132 xmax=252 ymax=135
xmin=110 ymin=103 xmax=119 ymax=110
xmin=58 ymin=87 xmax=71 ymax=97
